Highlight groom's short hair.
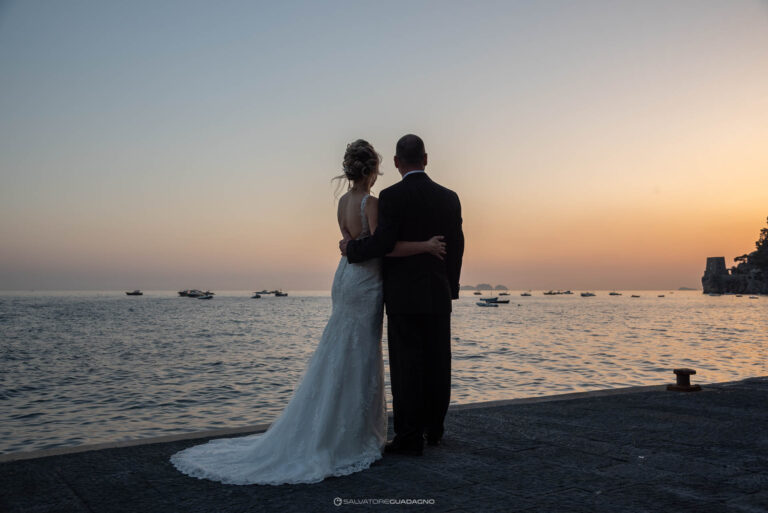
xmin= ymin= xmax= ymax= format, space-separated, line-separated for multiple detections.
xmin=396 ymin=134 xmax=426 ymax=167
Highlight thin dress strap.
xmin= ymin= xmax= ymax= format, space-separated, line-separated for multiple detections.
xmin=359 ymin=194 xmax=371 ymax=237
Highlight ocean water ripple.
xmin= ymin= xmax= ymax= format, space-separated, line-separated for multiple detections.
xmin=0 ymin=290 xmax=766 ymax=454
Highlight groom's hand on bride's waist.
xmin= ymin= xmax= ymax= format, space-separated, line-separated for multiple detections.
xmin=339 ymin=239 xmax=349 ymax=256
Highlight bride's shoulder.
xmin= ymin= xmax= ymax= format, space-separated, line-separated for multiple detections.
xmin=364 ymin=194 xmax=378 ymax=213
xmin=337 ymin=190 xmax=353 ymax=206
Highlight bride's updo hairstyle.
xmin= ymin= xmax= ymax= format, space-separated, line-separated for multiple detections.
xmin=334 ymin=139 xmax=381 ymax=193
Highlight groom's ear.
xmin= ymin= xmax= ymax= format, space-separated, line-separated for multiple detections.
xmin=423 ymin=153 xmax=428 ymax=167
xmin=394 ymin=155 xmax=400 ymax=169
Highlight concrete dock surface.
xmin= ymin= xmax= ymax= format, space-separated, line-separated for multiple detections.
xmin=2 ymin=377 xmax=767 ymax=512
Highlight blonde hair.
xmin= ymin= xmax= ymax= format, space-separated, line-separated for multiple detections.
xmin=333 ymin=139 xmax=381 ymax=193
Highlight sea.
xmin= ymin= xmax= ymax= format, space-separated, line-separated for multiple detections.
xmin=1 ymin=290 xmax=766 ymax=455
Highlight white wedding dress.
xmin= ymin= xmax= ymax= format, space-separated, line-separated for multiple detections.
xmin=170 ymin=195 xmax=387 ymax=485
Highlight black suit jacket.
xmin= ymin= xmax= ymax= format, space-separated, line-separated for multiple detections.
xmin=346 ymin=172 xmax=464 ymax=315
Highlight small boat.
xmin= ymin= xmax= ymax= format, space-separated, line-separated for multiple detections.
xmin=580 ymin=292 xmax=596 ymax=297
xmin=476 ymin=302 xmax=498 ymax=307
xmin=186 ymin=290 xmax=215 ymax=297
xmin=609 ymin=292 xmax=622 ymax=296
xmin=197 ymin=294 xmax=213 ymax=300
xmin=707 ymin=293 xmax=722 ymax=297
xmin=125 ymin=290 xmax=143 ymax=296
xmin=494 ymin=299 xmax=510 ymax=304
xmin=499 ymin=292 xmax=510 ymax=296
xmin=251 ymin=293 xmax=261 ymax=299
xmin=543 ymin=290 xmax=558 ymax=295
xmin=631 ymin=295 xmax=640 ymax=298
xmin=256 ymin=289 xmax=270 ymax=294
xmin=275 ymin=291 xmax=288 ymax=297
xmin=749 ymin=296 xmax=759 ymax=299
xmin=736 ymin=295 xmax=743 ymax=297
xmin=481 ymin=297 xmax=499 ymax=303
xmin=657 ymin=295 xmax=665 ymax=298
xmin=521 ymin=292 xmax=532 ymax=297
xmin=473 ymin=291 xmax=482 ymax=295
xmin=562 ymin=290 xmax=573 ymax=295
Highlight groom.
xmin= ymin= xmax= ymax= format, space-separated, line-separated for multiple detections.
xmin=341 ymin=134 xmax=464 ymax=456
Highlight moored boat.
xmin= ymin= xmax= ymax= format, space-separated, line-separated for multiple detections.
xmin=125 ymin=290 xmax=143 ymax=296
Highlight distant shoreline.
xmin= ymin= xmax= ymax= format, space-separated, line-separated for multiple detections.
xmin=0 ymin=288 xmax=705 ymax=294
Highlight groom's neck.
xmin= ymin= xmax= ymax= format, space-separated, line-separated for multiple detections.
xmin=398 ymin=167 xmax=423 ymax=178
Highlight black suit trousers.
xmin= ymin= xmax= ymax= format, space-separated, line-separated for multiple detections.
xmin=386 ymin=313 xmax=451 ymax=445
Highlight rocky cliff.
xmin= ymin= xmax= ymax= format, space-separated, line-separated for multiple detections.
xmin=701 ymin=257 xmax=767 ymax=294
xmin=702 ymin=218 xmax=768 ymax=294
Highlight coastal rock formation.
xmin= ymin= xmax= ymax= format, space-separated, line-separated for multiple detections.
xmin=702 ymin=258 xmax=767 ymax=294
xmin=702 ymin=257 xmax=730 ymax=294
xmin=460 ymin=283 xmax=510 ymax=291
xmin=702 ymin=217 xmax=768 ymax=294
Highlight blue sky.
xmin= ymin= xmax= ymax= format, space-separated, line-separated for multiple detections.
xmin=1 ymin=1 xmax=767 ymax=290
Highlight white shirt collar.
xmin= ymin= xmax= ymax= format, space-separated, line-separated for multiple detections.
xmin=402 ymin=170 xmax=425 ymax=179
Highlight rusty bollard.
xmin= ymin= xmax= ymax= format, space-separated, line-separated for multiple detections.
xmin=667 ymin=368 xmax=702 ymax=392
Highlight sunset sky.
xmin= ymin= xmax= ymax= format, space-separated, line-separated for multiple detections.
xmin=1 ymin=0 xmax=767 ymax=291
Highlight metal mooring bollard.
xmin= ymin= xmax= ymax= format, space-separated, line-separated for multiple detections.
xmin=666 ymin=368 xmax=702 ymax=392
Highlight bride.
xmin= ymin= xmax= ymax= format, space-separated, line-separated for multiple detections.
xmin=170 ymin=140 xmax=446 ymax=485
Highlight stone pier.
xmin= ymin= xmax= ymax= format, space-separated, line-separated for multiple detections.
xmin=2 ymin=377 xmax=768 ymax=512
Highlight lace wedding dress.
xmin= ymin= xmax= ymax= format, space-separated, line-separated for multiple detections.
xmin=170 ymin=195 xmax=386 ymax=485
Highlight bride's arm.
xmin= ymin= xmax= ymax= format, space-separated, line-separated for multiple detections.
xmin=366 ymin=197 xmax=447 ymax=260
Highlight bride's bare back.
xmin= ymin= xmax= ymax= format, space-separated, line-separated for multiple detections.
xmin=337 ymin=190 xmax=375 ymax=240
